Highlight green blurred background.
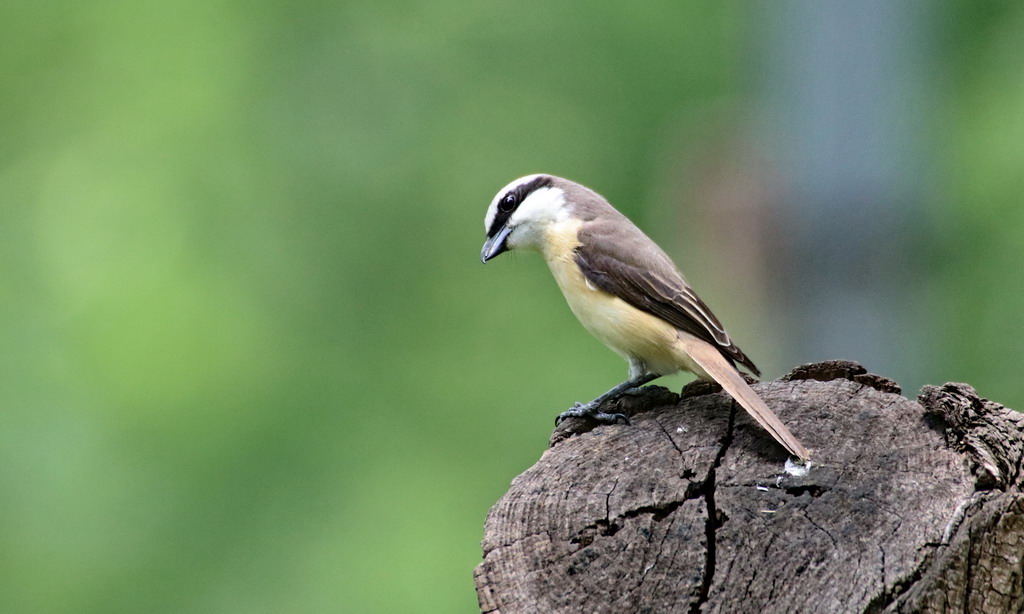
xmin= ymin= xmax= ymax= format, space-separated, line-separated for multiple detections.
xmin=2 ymin=1 xmax=1022 ymax=612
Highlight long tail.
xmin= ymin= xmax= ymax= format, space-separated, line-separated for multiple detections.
xmin=678 ymin=335 xmax=810 ymax=460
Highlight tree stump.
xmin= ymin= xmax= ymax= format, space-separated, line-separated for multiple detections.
xmin=475 ymin=361 xmax=1024 ymax=613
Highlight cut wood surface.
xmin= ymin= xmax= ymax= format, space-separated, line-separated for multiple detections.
xmin=475 ymin=361 xmax=1024 ymax=613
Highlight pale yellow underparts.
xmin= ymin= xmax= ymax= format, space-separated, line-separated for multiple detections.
xmin=540 ymin=219 xmax=707 ymax=380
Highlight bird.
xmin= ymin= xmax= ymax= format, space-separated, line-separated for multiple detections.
xmin=480 ymin=174 xmax=809 ymax=460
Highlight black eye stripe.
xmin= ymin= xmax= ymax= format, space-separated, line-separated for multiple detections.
xmin=486 ymin=175 xmax=555 ymax=237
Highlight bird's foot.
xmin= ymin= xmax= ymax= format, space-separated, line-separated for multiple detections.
xmin=555 ymin=401 xmax=630 ymax=426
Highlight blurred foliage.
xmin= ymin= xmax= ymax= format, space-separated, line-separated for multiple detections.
xmin=0 ymin=1 xmax=1021 ymax=612
xmin=933 ymin=3 xmax=1024 ymax=404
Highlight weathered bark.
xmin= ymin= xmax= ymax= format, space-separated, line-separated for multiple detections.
xmin=475 ymin=361 xmax=1024 ymax=613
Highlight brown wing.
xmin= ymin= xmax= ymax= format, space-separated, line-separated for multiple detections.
xmin=574 ymin=218 xmax=761 ymax=376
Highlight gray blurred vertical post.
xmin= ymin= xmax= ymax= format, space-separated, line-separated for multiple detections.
xmin=756 ymin=0 xmax=934 ymax=391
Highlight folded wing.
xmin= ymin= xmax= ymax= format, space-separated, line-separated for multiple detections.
xmin=575 ymin=219 xmax=760 ymax=376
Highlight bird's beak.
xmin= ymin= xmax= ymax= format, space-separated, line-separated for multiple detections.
xmin=481 ymin=225 xmax=512 ymax=263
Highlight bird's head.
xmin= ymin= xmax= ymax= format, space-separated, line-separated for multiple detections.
xmin=481 ymin=174 xmax=570 ymax=263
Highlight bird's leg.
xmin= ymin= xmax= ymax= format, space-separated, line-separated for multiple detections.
xmin=556 ymin=373 xmax=660 ymax=426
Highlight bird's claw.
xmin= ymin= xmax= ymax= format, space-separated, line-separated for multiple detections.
xmin=594 ymin=411 xmax=630 ymax=425
xmin=555 ymin=403 xmax=630 ymax=426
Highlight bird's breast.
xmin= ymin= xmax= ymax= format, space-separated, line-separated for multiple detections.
xmin=541 ymin=221 xmax=685 ymax=376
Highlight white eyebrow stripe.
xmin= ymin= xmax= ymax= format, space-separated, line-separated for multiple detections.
xmin=484 ymin=174 xmax=550 ymax=234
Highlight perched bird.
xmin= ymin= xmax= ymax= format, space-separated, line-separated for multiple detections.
xmin=480 ymin=174 xmax=809 ymax=460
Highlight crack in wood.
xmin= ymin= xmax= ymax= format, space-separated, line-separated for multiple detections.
xmin=689 ymin=401 xmax=737 ymax=613
xmin=476 ymin=362 xmax=1024 ymax=613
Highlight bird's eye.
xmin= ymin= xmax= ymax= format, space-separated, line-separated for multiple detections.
xmin=498 ymin=196 xmax=515 ymax=213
